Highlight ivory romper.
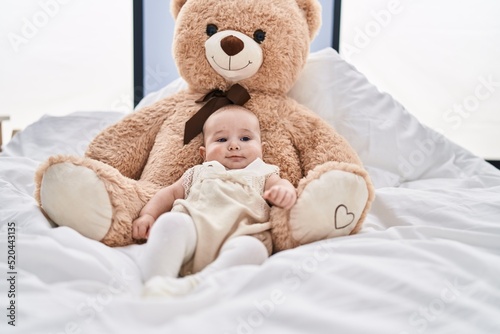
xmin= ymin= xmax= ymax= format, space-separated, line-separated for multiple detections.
xmin=171 ymin=158 xmax=278 ymax=275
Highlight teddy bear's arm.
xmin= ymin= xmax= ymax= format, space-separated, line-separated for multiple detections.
xmin=85 ymin=104 xmax=170 ymax=180
xmin=286 ymin=106 xmax=362 ymax=172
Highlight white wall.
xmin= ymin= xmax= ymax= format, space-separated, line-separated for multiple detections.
xmin=340 ymin=0 xmax=500 ymax=159
xmin=0 ymin=0 xmax=133 ymax=147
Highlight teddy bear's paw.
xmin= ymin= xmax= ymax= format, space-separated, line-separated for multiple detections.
xmin=40 ymin=162 xmax=112 ymax=241
xmin=289 ymin=170 xmax=369 ymax=245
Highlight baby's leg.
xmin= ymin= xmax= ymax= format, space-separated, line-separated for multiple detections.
xmin=138 ymin=212 xmax=197 ymax=281
xmin=199 ymin=235 xmax=269 ymax=277
xmin=144 ymin=235 xmax=269 ymax=297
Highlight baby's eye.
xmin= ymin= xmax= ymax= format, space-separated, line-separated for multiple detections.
xmin=216 ymin=138 xmax=227 ymax=142
xmin=240 ymin=136 xmax=251 ymax=141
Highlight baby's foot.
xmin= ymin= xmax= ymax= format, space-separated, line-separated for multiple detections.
xmin=142 ymin=275 xmax=199 ymax=298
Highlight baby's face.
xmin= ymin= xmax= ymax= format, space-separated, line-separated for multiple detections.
xmin=200 ymin=108 xmax=263 ymax=169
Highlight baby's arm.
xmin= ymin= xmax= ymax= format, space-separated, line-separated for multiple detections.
xmin=132 ymin=178 xmax=185 ymax=240
xmin=263 ymin=174 xmax=297 ymax=210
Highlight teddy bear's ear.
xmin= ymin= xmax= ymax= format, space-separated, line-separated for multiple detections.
xmin=295 ymin=0 xmax=322 ymax=40
xmin=170 ymin=0 xmax=188 ymax=20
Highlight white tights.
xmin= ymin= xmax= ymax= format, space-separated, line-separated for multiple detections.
xmin=138 ymin=212 xmax=269 ymax=297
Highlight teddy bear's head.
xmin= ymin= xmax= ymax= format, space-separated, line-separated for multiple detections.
xmin=171 ymin=0 xmax=321 ymax=95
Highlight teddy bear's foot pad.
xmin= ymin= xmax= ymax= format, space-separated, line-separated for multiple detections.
xmin=289 ymin=170 xmax=369 ymax=245
xmin=40 ymin=163 xmax=112 ymax=241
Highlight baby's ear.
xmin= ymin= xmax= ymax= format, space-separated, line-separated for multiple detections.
xmin=199 ymin=146 xmax=206 ymax=160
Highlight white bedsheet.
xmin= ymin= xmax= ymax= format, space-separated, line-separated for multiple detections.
xmin=1 ymin=49 xmax=500 ymax=334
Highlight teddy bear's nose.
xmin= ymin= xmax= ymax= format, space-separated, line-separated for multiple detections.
xmin=220 ymin=35 xmax=244 ymax=56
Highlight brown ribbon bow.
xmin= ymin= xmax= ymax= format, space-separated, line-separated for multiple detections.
xmin=183 ymin=84 xmax=251 ymax=145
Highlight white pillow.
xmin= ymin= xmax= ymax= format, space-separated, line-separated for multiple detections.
xmin=290 ymin=48 xmax=496 ymax=185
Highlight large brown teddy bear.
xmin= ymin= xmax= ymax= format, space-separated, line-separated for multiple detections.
xmin=35 ymin=0 xmax=374 ymax=252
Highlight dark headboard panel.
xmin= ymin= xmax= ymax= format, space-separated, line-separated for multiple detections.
xmin=332 ymin=0 xmax=341 ymax=52
xmin=133 ymin=0 xmax=144 ymax=107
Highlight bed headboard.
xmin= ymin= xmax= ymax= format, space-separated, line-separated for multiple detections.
xmin=132 ymin=0 xmax=342 ymax=107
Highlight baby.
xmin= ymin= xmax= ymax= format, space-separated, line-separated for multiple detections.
xmin=133 ymin=105 xmax=296 ymax=296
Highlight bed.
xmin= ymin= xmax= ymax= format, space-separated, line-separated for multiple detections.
xmin=1 ymin=48 xmax=499 ymax=334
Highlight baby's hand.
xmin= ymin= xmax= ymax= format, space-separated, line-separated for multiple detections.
xmin=132 ymin=214 xmax=155 ymax=240
xmin=263 ymin=185 xmax=297 ymax=210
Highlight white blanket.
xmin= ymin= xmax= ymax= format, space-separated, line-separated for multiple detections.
xmin=1 ymin=49 xmax=499 ymax=334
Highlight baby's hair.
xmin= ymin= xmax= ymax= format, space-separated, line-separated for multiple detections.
xmin=202 ymin=105 xmax=259 ymax=135
xmin=216 ymin=104 xmax=250 ymax=113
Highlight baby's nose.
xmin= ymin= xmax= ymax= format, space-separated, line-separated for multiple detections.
xmin=228 ymin=140 xmax=240 ymax=150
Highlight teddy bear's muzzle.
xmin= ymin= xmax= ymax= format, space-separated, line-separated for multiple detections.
xmin=205 ymin=30 xmax=263 ymax=82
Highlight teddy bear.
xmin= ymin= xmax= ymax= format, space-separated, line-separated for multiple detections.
xmin=34 ymin=0 xmax=375 ymax=252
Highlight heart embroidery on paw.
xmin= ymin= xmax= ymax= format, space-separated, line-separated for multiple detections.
xmin=335 ymin=204 xmax=355 ymax=229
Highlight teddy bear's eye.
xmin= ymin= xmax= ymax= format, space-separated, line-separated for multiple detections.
xmin=206 ymin=24 xmax=218 ymax=37
xmin=253 ymin=29 xmax=266 ymax=43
